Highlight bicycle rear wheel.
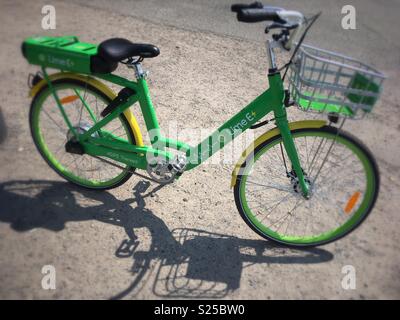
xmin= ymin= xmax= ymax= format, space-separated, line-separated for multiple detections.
xmin=234 ymin=125 xmax=379 ymax=247
xmin=30 ymin=79 xmax=136 ymax=189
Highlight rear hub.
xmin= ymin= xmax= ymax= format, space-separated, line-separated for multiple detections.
xmin=65 ymin=122 xmax=96 ymax=155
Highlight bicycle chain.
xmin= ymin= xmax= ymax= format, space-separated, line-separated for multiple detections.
xmin=91 ymin=155 xmax=169 ymax=184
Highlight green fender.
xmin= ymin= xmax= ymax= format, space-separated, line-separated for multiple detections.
xmin=230 ymin=120 xmax=326 ymax=187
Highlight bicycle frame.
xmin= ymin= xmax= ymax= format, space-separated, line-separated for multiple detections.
xmin=41 ymin=64 xmax=310 ymax=196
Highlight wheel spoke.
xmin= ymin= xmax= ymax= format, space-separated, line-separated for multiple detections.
xmin=246 ymin=179 xmax=292 ymax=193
xmin=34 ymin=83 xmax=133 ymax=188
xmin=239 ymin=130 xmax=374 ymax=245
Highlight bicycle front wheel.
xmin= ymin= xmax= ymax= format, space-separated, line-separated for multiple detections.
xmin=234 ymin=125 xmax=379 ymax=247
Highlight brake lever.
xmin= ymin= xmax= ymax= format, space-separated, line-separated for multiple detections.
xmin=265 ymin=22 xmax=298 ymax=33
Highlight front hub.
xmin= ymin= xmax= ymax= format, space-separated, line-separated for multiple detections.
xmin=288 ymin=169 xmax=312 ymax=197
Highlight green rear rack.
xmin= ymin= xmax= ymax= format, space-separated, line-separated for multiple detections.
xmin=22 ymin=36 xmax=97 ymax=74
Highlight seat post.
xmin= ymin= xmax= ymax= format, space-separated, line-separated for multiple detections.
xmin=132 ymin=62 xmax=147 ymax=80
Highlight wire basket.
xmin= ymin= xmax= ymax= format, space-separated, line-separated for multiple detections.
xmin=288 ymin=44 xmax=386 ymax=119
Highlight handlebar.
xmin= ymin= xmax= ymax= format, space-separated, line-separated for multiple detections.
xmin=231 ymin=2 xmax=263 ymax=12
xmin=231 ymin=2 xmax=304 ymax=25
xmin=231 ymin=2 xmax=306 ymax=51
xmin=237 ymin=8 xmax=285 ymax=23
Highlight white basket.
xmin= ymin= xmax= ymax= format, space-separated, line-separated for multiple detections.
xmin=288 ymin=44 xmax=386 ymax=119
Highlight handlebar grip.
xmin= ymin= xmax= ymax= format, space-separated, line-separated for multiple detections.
xmin=237 ymin=8 xmax=284 ymax=23
xmin=231 ymin=2 xmax=263 ymax=12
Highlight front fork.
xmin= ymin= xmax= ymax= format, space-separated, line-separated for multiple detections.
xmin=275 ymin=114 xmax=310 ymax=198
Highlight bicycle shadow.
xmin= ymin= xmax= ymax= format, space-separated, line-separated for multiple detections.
xmin=151 ymin=228 xmax=335 ymax=298
xmin=0 ymin=179 xmax=334 ymax=299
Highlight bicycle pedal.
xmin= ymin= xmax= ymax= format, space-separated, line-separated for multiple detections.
xmin=146 ymin=155 xmax=187 ymax=183
xmin=115 ymin=239 xmax=139 ymax=258
xmin=168 ymin=154 xmax=187 ymax=176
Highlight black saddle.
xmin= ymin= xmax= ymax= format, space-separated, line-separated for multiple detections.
xmin=91 ymin=38 xmax=160 ymax=74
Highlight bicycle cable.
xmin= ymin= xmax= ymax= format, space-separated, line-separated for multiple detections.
xmin=280 ymin=11 xmax=321 ymax=81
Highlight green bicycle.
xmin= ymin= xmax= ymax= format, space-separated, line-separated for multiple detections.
xmin=22 ymin=3 xmax=385 ymax=247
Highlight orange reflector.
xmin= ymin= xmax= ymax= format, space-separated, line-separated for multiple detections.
xmin=344 ymin=191 xmax=361 ymax=214
xmin=60 ymin=95 xmax=78 ymax=104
